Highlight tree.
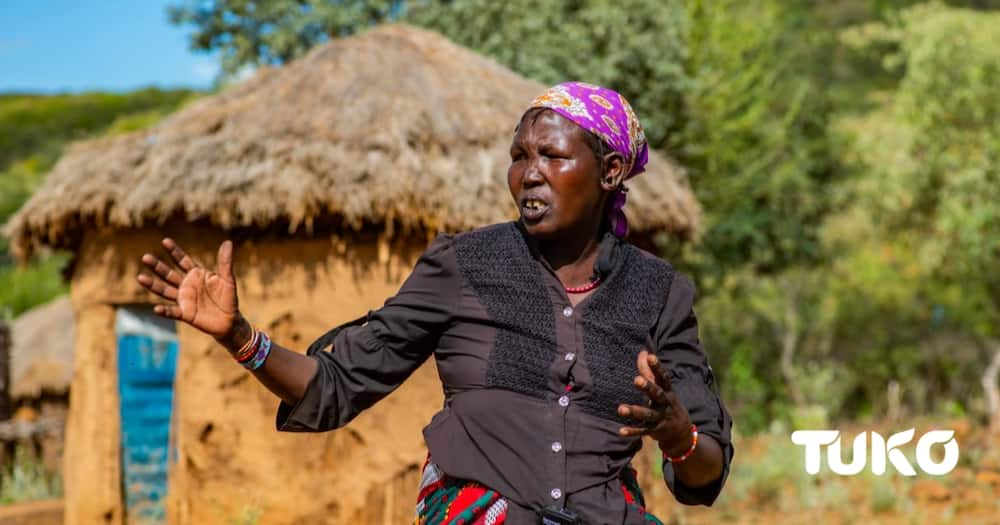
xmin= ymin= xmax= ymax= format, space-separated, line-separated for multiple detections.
xmin=167 ymin=0 xmax=401 ymax=75
xmin=677 ymin=0 xmax=838 ymax=276
xmin=834 ymin=3 xmax=1000 ymax=422
xmin=839 ymin=3 xmax=1000 ymax=322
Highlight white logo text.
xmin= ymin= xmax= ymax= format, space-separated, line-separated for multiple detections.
xmin=790 ymin=429 xmax=959 ymax=476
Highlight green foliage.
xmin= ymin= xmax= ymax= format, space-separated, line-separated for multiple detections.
xmin=699 ymin=267 xmax=844 ymax=432
xmin=844 ymin=8 xmax=1000 ymax=310
xmin=819 ymin=3 xmax=1000 ymax=418
xmin=105 ymin=109 xmax=178 ymax=136
xmin=679 ymin=0 xmax=838 ymax=275
xmin=0 ymin=89 xmax=195 ymax=170
xmin=0 ymin=157 xmax=46 ymax=258
xmin=168 ymin=0 xmax=400 ymax=75
xmin=0 ymin=445 xmax=63 ymax=504
xmin=0 ymin=253 xmax=70 ymax=319
xmin=843 ymin=4 xmax=1000 ymax=300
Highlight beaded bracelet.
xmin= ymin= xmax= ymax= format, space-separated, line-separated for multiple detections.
xmin=663 ymin=424 xmax=699 ymax=464
xmin=231 ymin=328 xmax=260 ymax=363
xmin=240 ymin=330 xmax=272 ymax=371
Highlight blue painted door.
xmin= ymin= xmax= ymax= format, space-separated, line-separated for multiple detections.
xmin=116 ymin=307 xmax=179 ymax=524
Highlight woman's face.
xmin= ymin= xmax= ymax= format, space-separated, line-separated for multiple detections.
xmin=508 ymin=110 xmax=610 ymax=241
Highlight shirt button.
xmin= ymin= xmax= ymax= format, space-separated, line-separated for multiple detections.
xmin=550 ymin=488 xmax=562 ymax=500
xmin=564 ymin=352 xmax=576 ymax=361
xmin=558 ymin=395 xmax=569 ymax=407
xmin=562 ymin=305 xmax=573 ymax=317
xmin=551 ymin=441 xmax=563 ymax=453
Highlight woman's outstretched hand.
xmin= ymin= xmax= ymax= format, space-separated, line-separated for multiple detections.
xmin=138 ymin=238 xmax=318 ymax=405
xmin=137 ymin=238 xmax=243 ymax=343
xmin=617 ymin=350 xmax=694 ymax=455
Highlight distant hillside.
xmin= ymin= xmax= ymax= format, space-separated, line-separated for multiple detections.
xmin=0 ymin=88 xmax=197 ymax=170
xmin=0 ymin=88 xmax=200 ymax=317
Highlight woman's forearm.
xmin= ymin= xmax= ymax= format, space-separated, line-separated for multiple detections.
xmin=663 ymin=433 xmax=724 ymax=488
xmin=218 ymin=314 xmax=319 ymax=406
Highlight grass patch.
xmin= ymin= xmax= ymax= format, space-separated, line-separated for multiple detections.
xmin=0 ymin=445 xmax=63 ymax=504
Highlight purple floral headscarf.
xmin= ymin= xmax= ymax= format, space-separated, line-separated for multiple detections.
xmin=528 ymin=82 xmax=649 ymax=238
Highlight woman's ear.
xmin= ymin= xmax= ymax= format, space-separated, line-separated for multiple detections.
xmin=600 ymin=153 xmax=626 ymax=191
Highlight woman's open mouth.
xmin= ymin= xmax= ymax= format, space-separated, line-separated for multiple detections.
xmin=521 ymin=197 xmax=550 ymax=221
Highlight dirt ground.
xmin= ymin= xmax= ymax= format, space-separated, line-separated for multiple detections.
xmin=0 ymin=499 xmax=62 ymax=525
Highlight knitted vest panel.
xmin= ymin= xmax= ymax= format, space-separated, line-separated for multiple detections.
xmin=453 ymin=223 xmax=557 ymax=398
xmin=578 ymin=245 xmax=674 ymax=424
xmin=453 ymin=223 xmax=674 ymax=423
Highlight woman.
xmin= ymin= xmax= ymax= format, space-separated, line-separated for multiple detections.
xmin=137 ymin=82 xmax=733 ymax=524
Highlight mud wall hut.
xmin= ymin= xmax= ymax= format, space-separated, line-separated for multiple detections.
xmin=3 ymin=24 xmax=700 ymax=525
xmin=5 ymin=296 xmax=74 ymax=472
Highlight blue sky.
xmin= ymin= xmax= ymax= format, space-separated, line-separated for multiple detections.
xmin=0 ymin=1 xmax=219 ymax=93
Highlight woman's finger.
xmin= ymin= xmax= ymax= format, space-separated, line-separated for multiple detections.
xmin=634 ymin=375 xmax=671 ymax=406
xmin=136 ymin=273 xmax=178 ymax=301
xmin=216 ymin=240 xmax=235 ymax=280
xmin=646 ymin=353 xmax=673 ymax=393
xmin=152 ymin=304 xmax=184 ymax=320
xmin=141 ymin=254 xmax=184 ymax=286
xmin=636 ymin=350 xmax=656 ymax=383
xmin=618 ymin=425 xmax=655 ymax=437
xmin=618 ymin=404 xmax=663 ymax=424
xmin=162 ymin=238 xmax=199 ymax=272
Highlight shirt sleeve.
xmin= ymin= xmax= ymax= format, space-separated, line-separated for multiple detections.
xmin=653 ymin=272 xmax=734 ymax=506
xmin=276 ymin=234 xmax=460 ymax=432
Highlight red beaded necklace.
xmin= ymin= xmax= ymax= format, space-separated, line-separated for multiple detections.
xmin=565 ymin=277 xmax=601 ymax=294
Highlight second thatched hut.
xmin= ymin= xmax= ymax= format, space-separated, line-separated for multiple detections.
xmin=4 ymin=24 xmax=700 ymax=525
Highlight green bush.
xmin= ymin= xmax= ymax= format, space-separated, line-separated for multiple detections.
xmin=0 ymin=445 xmax=63 ymax=504
xmin=0 ymin=253 xmax=70 ymax=318
xmin=0 ymin=88 xmax=196 ymax=170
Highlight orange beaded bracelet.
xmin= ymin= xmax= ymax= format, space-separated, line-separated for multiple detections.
xmin=663 ymin=424 xmax=699 ymax=464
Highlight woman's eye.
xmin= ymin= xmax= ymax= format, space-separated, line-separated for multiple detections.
xmin=542 ymin=149 xmax=566 ymax=159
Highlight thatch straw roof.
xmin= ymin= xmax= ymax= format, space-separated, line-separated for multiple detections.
xmin=4 ymin=24 xmax=699 ymax=261
xmin=10 ymin=296 xmax=74 ymax=398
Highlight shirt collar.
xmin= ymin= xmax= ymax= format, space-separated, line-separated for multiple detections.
xmin=514 ymin=220 xmax=623 ymax=280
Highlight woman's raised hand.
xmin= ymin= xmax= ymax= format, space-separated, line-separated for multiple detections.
xmin=617 ymin=350 xmax=694 ymax=454
xmin=137 ymin=238 xmax=242 ymax=342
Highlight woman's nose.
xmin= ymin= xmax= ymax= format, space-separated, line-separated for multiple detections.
xmin=524 ymin=160 xmax=544 ymax=185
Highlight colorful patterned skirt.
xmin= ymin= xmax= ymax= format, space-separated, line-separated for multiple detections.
xmin=414 ymin=459 xmax=663 ymax=524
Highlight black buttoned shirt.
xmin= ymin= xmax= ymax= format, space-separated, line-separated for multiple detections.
xmin=277 ymin=222 xmax=733 ymax=523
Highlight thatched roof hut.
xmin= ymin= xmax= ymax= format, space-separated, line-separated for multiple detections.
xmin=10 ymin=296 xmax=74 ymax=400
xmin=4 ymin=26 xmax=698 ymax=262
xmin=4 ymin=296 xmax=74 ymax=477
xmin=2 ymin=24 xmax=700 ymax=525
